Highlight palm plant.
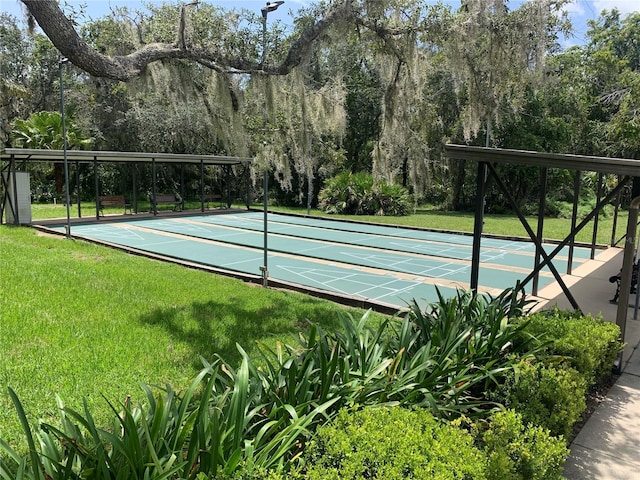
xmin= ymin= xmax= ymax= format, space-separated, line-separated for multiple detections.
xmin=11 ymin=111 xmax=91 ymax=150
xmin=10 ymin=111 xmax=92 ymax=197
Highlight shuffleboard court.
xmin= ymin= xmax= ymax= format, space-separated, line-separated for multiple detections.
xmin=43 ymin=211 xmax=592 ymax=311
xmin=189 ymin=212 xmax=591 ymax=270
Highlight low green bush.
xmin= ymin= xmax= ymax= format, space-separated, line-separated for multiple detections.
xmin=497 ymin=360 xmax=587 ymax=438
xmin=299 ymin=407 xmax=567 ymax=480
xmin=521 ymin=309 xmax=622 ymax=385
xmin=476 ymin=410 xmax=569 ymax=480
xmin=318 ymin=171 xmax=412 ymax=216
xmin=303 ymin=406 xmax=487 ymax=480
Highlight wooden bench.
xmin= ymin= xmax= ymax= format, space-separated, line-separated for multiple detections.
xmin=98 ymin=195 xmax=132 ymax=216
xmin=151 ymin=193 xmax=182 ymax=212
xmin=203 ymin=194 xmax=223 ymax=209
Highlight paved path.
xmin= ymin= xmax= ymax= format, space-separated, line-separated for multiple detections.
xmin=563 ymin=345 xmax=640 ymax=479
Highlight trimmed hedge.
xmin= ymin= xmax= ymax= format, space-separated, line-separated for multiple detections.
xmin=297 ymin=407 xmax=567 ymax=480
xmin=477 ymin=410 xmax=568 ymax=480
xmin=304 ymin=407 xmax=486 ymax=480
xmin=521 ymin=309 xmax=622 ymax=385
xmin=496 ymin=308 xmax=623 ymax=439
xmin=497 ymin=360 xmax=587 ymax=438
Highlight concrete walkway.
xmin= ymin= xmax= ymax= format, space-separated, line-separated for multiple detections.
xmin=534 ymin=247 xmax=640 ymax=479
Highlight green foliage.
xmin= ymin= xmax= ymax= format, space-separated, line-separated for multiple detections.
xmin=0 ymin=226 xmax=366 ymax=456
xmin=11 ymin=111 xmax=92 ymax=150
xmin=477 ymin=410 xmax=568 ymax=480
xmin=522 ymin=309 xmax=623 ymax=386
xmin=0 ymin=279 xmax=546 ymax=478
xmin=0 ymin=358 xmax=336 ymax=479
xmin=318 ymin=171 xmax=411 ymax=216
xmin=302 ymin=407 xmax=568 ymax=480
xmin=526 ymin=309 xmax=622 ymax=385
xmin=491 ymin=308 xmax=623 ymax=439
xmin=304 ymin=406 xmax=486 ymax=480
xmin=398 ymin=287 xmax=541 ymax=405
xmin=498 ymin=360 xmax=587 ymax=439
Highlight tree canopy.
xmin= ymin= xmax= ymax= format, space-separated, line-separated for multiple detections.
xmin=4 ymin=1 xmax=638 ymax=212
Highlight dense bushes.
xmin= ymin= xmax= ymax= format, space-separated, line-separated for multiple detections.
xmin=304 ymin=407 xmax=486 ymax=480
xmin=318 ymin=171 xmax=412 ymax=216
xmin=0 ymin=289 xmax=622 ymax=479
xmin=497 ymin=360 xmax=587 ymax=438
xmin=301 ymin=407 xmax=567 ymax=480
xmin=478 ymin=410 xmax=568 ymax=480
xmin=521 ymin=309 xmax=622 ymax=384
xmin=486 ymin=308 xmax=623 ymax=439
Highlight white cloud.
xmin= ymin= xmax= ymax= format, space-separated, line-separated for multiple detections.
xmin=592 ymin=0 xmax=640 ymax=16
xmin=564 ymin=0 xmax=587 ymax=16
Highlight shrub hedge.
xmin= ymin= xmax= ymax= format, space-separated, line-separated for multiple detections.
xmin=496 ymin=360 xmax=587 ymax=438
xmin=477 ymin=410 xmax=568 ymax=480
xmin=304 ymin=407 xmax=486 ymax=480
xmin=519 ymin=308 xmax=622 ymax=385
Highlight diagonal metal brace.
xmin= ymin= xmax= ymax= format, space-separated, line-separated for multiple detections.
xmin=487 ymin=163 xmax=581 ymax=311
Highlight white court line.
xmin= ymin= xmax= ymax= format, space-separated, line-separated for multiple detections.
xmin=340 ymin=251 xmax=469 ymax=278
xmin=222 ymin=256 xmax=264 ymax=268
xmin=76 ymin=226 xmax=147 ymax=241
xmin=143 ymin=239 xmax=189 ymax=248
xmin=352 ymin=278 xmax=420 ymax=300
xmin=277 ymin=265 xmax=423 ymax=301
xmin=278 ymin=266 xmax=406 ymax=296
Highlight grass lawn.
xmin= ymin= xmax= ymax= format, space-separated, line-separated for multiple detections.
xmin=0 ymin=226 xmax=382 ymax=453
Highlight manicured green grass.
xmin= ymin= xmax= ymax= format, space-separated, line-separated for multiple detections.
xmin=30 ymin=200 xmax=227 ymax=219
xmin=30 ymin=202 xmax=149 ymax=219
xmin=0 ymin=226 xmax=379 ymax=453
xmin=271 ymin=205 xmax=628 ymax=246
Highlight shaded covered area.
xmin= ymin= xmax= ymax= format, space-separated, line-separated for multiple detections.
xmin=0 ymin=148 xmax=253 ymax=225
xmin=445 ymin=144 xmax=640 ymax=367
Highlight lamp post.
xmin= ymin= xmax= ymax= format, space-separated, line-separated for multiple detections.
xmin=59 ymin=57 xmax=71 ymax=239
xmin=259 ymin=1 xmax=284 ymax=288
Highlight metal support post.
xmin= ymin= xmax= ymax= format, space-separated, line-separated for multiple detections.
xmin=614 ymin=196 xmax=640 ymax=372
xmin=59 ymin=57 xmax=71 ymax=238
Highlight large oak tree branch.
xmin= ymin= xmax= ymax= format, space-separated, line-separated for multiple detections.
xmin=21 ymin=0 xmax=355 ymax=80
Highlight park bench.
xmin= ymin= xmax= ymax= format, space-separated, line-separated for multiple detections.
xmin=98 ymin=195 xmax=132 ymax=216
xmin=609 ymin=259 xmax=639 ymax=303
xmin=151 ymin=193 xmax=182 ymax=212
xmin=203 ymin=193 xmax=223 ymax=209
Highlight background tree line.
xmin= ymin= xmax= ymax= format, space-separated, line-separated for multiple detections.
xmin=1 ymin=0 xmax=638 ymax=213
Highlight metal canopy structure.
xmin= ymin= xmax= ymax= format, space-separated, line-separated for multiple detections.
xmin=445 ymin=144 xmax=640 ymax=369
xmin=445 ymin=145 xmax=640 ymax=176
xmin=0 ymin=148 xmax=252 ymax=166
xmin=1 ymin=148 xmax=253 ymax=226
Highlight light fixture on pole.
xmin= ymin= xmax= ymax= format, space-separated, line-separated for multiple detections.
xmin=59 ymin=57 xmax=72 ymax=239
xmin=259 ymin=0 xmax=284 ymax=288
